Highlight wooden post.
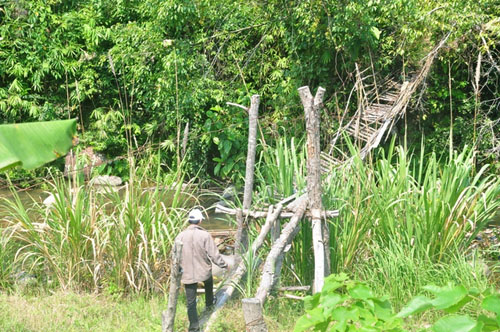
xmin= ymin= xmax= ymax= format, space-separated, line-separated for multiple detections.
xmin=242 ymin=298 xmax=267 ymax=332
xmin=234 ymin=208 xmax=246 ymax=255
xmin=298 ymin=85 xmax=326 ymax=293
xmin=243 ymin=94 xmax=260 ymax=210
xmin=162 ymin=241 xmax=183 ymax=332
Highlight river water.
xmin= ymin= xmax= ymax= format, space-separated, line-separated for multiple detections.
xmin=0 ymin=186 xmax=233 ymax=230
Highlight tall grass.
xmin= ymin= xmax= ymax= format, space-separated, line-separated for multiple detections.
xmin=1 ymin=154 xmax=196 ymax=293
xmin=253 ymin=136 xmax=500 ymax=295
xmin=324 ymin=140 xmax=500 ymax=273
xmin=254 ymin=137 xmax=313 ymax=285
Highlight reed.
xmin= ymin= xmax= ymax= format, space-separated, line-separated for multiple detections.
xmin=1 ymin=154 xmax=196 ymax=293
xmin=254 ymin=136 xmax=500 ymax=291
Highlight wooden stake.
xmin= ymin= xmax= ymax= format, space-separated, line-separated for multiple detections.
xmin=255 ymin=199 xmax=307 ymax=304
xmin=235 ymin=94 xmax=260 ymax=255
xmin=162 ymin=241 xmax=183 ymax=332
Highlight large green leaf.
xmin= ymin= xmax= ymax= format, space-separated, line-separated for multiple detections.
xmin=0 ymin=119 xmax=77 ymax=172
xmin=432 ymin=315 xmax=482 ymax=332
xmin=396 ymin=295 xmax=432 ymax=318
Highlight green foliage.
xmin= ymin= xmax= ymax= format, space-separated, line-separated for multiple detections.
xmin=397 ymin=284 xmax=500 ymax=332
xmin=1 ymin=0 xmax=498 ymax=181
xmin=295 ymin=274 xmax=500 ymax=332
xmin=324 ymin=138 xmax=500 ymax=275
xmin=203 ymin=104 xmax=249 ymax=184
xmin=294 ymin=273 xmax=404 ymax=332
xmin=0 ymin=156 xmax=194 ymax=292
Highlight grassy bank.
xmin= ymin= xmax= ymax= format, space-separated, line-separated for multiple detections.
xmin=0 ymin=290 xmax=301 ymax=332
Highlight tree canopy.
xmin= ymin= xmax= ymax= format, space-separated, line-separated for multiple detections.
xmin=1 ymin=0 xmax=499 ymax=180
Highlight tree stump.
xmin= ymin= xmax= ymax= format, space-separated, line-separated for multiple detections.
xmin=242 ymin=298 xmax=267 ymax=332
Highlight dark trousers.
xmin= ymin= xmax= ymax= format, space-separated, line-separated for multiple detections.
xmin=184 ymin=276 xmax=214 ymax=332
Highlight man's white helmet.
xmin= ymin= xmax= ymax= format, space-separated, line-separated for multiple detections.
xmin=188 ymin=208 xmax=205 ymax=223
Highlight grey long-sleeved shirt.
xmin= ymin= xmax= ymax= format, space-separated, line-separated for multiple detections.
xmin=176 ymin=224 xmax=228 ymax=284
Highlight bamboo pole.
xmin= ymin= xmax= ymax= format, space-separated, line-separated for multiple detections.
xmin=162 ymin=241 xmax=183 ymax=332
xmin=181 ymin=121 xmax=189 ymax=159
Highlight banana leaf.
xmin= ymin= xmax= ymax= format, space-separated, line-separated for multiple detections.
xmin=0 ymin=119 xmax=77 ymax=172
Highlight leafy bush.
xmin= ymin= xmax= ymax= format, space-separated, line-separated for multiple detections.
xmin=295 ymin=273 xmax=500 ymax=332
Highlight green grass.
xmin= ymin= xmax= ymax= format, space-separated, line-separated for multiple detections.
xmin=0 ymin=290 xmax=301 ymax=332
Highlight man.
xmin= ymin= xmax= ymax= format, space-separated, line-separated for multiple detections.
xmin=176 ymin=208 xmax=228 ymax=332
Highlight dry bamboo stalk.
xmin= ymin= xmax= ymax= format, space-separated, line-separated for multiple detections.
xmin=282 ymin=294 xmax=305 ymax=300
xmin=278 ymin=286 xmax=310 ymax=292
xmin=214 ymin=203 xmax=338 ymax=219
xmin=181 ymin=121 xmax=189 ymax=159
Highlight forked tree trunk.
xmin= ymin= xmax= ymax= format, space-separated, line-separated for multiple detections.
xmin=298 ymin=85 xmax=326 ymax=293
xmin=162 ymin=241 xmax=183 ymax=332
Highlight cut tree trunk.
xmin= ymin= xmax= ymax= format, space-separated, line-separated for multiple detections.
xmin=299 ymin=85 xmax=326 ymax=293
xmin=239 ymin=200 xmax=307 ymax=332
xmin=242 ymin=298 xmax=267 ymax=332
xmin=162 ymin=241 xmax=183 ymax=332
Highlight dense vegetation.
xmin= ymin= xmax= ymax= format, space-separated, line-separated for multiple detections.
xmin=1 ymin=0 xmax=499 ymax=182
xmin=1 ymin=1 xmax=500 ymax=331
